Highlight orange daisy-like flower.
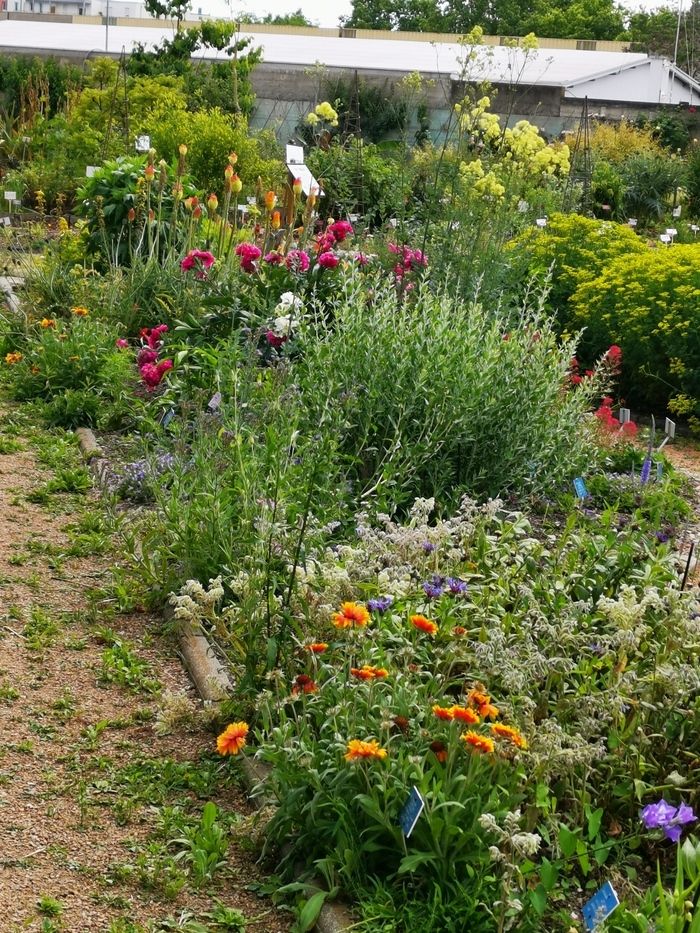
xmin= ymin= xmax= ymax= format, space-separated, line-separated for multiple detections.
xmin=453 ymin=626 xmax=467 ymax=636
xmin=4 ymin=351 xmax=22 ymax=365
xmin=491 ymin=723 xmax=528 ymax=749
xmin=351 ymin=665 xmax=388 ymax=681
xmin=411 ymin=614 xmax=438 ymax=636
xmin=480 ymin=703 xmax=500 ymax=720
xmin=466 ymin=688 xmax=499 ymax=720
xmin=292 ymin=674 xmax=318 ymax=695
xmin=430 ymin=740 xmax=448 ymax=763
xmin=332 ymin=601 xmax=370 ymax=629
xmin=40 ymin=318 xmax=55 ymax=328
xmin=461 ymin=731 xmax=495 ymax=755
xmin=432 ymin=704 xmax=454 ymax=721
xmin=216 ymin=721 xmax=248 ymax=756
xmin=305 ymin=642 xmax=328 ymax=654
xmin=344 ymin=739 xmax=388 ymax=762
xmin=71 ymin=305 xmax=89 ymax=316
xmin=450 ymin=705 xmax=480 ymax=724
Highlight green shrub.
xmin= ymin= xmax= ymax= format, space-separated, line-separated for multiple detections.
xmin=570 ymin=243 xmax=700 ymax=415
xmin=621 ymin=152 xmax=685 ymax=223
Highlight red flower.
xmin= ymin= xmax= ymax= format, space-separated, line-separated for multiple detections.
xmin=292 ymin=673 xmax=317 ymax=695
xmin=265 ymin=330 xmax=287 ymax=349
xmin=317 ymin=251 xmax=339 ymax=270
xmin=327 ymin=220 xmax=354 ymax=243
xmin=235 ymin=242 xmax=262 ymax=273
xmin=181 ymin=249 xmax=215 ymax=278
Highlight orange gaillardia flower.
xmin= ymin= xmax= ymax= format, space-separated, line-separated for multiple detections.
xmin=411 ymin=614 xmax=438 ymax=636
xmin=351 ymin=665 xmax=388 ymax=681
xmin=344 ymin=739 xmax=387 ymax=761
xmin=5 ymin=351 xmax=22 ymax=365
xmin=217 ymin=721 xmax=249 ymax=756
xmin=450 ymin=706 xmax=480 ymax=724
xmin=292 ymin=673 xmax=317 ymax=695
xmin=430 ymin=740 xmax=448 ymax=763
xmin=432 ymin=704 xmax=454 ymax=721
xmin=467 ymin=688 xmax=499 ymax=720
xmin=71 ymin=306 xmax=89 ymax=316
xmin=461 ymin=731 xmax=495 ymax=754
xmin=453 ymin=625 xmax=467 ymax=636
xmin=305 ymin=642 xmax=328 ymax=654
xmin=491 ymin=724 xmax=528 ymax=749
xmin=40 ymin=318 xmax=55 ymax=328
xmin=332 ymin=602 xmax=370 ymax=629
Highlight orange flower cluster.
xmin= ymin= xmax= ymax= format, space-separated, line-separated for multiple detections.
xmin=491 ymin=723 xmax=528 ymax=749
xmin=71 ymin=306 xmax=89 ymax=317
xmin=40 ymin=318 xmax=55 ymax=328
xmin=467 ymin=688 xmax=499 ymax=720
xmin=351 ymin=665 xmax=388 ymax=681
xmin=305 ymin=642 xmax=328 ymax=654
xmin=4 ymin=351 xmax=22 ymax=365
xmin=332 ymin=602 xmax=370 ymax=629
xmin=432 ymin=704 xmax=479 ymax=723
xmin=411 ymin=614 xmax=438 ymax=636
xmin=461 ymin=730 xmax=495 ymax=754
xmin=216 ymin=721 xmax=249 ymax=756
xmin=292 ymin=674 xmax=317 ymax=695
xmin=345 ymin=739 xmax=387 ymax=761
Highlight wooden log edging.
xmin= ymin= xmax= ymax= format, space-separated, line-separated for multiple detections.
xmin=74 ymin=426 xmax=356 ymax=933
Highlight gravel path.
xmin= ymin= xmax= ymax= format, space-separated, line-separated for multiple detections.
xmin=0 ymin=413 xmax=289 ymax=933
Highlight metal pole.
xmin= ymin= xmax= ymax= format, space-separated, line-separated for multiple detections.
xmin=105 ymin=0 xmax=109 ymax=52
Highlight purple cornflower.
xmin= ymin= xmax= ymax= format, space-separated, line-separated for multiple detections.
xmin=422 ymin=575 xmax=445 ymax=599
xmin=655 ymin=531 xmax=670 ymax=543
xmin=421 ymin=541 xmax=436 ymax=554
xmin=641 ymin=799 xmax=696 ymax=842
xmin=367 ymin=596 xmax=393 ymax=613
xmin=445 ymin=577 xmax=468 ymax=596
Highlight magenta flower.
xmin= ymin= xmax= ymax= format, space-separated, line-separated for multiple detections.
xmin=286 ymin=249 xmax=310 ymax=273
xmin=235 ymin=242 xmax=262 ymax=273
xmin=140 ymin=359 xmax=173 ymax=390
xmin=137 ymin=347 xmax=158 ymax=367
xmin=180 ymin=249 xmax=216 ymax=279
xmin=264 ymin=251 xmax=284 ymax=265
xmin=354 ymin=252 xmax=370 ymax=267
xmin=140 ymin=324 xmax=168 ymax=350
xmin=317 ymin=251 xmax=339 ymax=270
xmin=327 ymin=219 xmax=354 ymax=242
xmin=115 ymin=338 xmax=129 ymax=349
xmin=265 ymin=330 xmax=287 ymax=349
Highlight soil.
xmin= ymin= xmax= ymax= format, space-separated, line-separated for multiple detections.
xmin=0 ymin=414 xmax=291 ymax=932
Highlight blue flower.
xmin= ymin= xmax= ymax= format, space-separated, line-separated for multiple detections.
xmin=446 ymin=577 xmax=468 ymax=595
xmin=641 ymin=799 xmax=696 ymax=842
xmin=367 ymin=596 xmax=393 ymax=613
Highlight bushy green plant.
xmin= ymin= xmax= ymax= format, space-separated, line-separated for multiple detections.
xmin=622 ymin=153 xmax=685 ymax=223
xmin=569 ymin=243 xmax=700 ymax=415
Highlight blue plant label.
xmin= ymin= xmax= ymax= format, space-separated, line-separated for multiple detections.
xmin=161 ymin=407 xmax=175 ymax=428
xmin=657 ymin=462 xmax=664 ymax=480
xmin=573 ymin=477 xmax=589 ymax=499
xmin=399 ymin=786 xmax=425 ymax=839
xmin=583 ymin=881 xmax=619 ymax=931
xmin=208 ymin=392 xmax=222 ymax=412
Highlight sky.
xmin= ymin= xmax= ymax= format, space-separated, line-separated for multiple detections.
xmin=194 ymin=0 xmax=672 ymax=28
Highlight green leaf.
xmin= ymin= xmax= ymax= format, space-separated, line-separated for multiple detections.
xmin=398 ymin=852 xmax=440 ymax=874
xmin=559 ymin=825 xmax=578 ymax=858
xmin=540 ymin=858 xmax=558 ymax=892
xmin=586 ymin=807 xmax=604 ymax=840
xmin=529 ymin=884 xmax=547 ymax=916
xmin=295 ymin=891 xmax=328 ymax=933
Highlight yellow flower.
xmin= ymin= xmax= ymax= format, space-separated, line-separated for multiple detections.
xmin=4 ymin=351 xmax=22 ymax=365
xmin=71 ymin=306 xmax=89 ymax=317
xmin=40 ymin=318 xmax=55 ymax=328
xmin=344 ymin=739 xmax=387 ymax=761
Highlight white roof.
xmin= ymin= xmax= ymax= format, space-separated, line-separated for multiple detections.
xmin=1 ymin=20 xmax=698 ymax=103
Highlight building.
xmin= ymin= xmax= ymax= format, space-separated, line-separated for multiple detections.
xmin=3 ymin=1 xmax=145 ymax=14
xmin=0 ymin=15 xmax=698 ymax=138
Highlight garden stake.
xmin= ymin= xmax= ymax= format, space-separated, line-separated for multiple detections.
xmin=681 ymin=542 xmax=695 ymax=591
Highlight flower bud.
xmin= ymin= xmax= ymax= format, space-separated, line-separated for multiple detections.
xmin=271 ymin=210 xmax=281 ymax=230
xmin=264 ymin=190 xmax=277 ymax=211
xmin=228 ymin=152 xmax=238 ymax=166
xmin=230 ymin=173 xmax=243 ymax=194
xmin=207 ymin=193 xmax=218 ymax=213
xmin=292 ymin=177 xmax=303 ymax=196
xmin=127 ymin=207 xmax=136 ymax=222
xmin=193 ymin=205 xmax=202 ymax=219
xmin=224 ymin=164 xmax=234 ymax=180
xmin=178 ymin=144 xmax=188 ymax=157
xmin=144 ymin=164 xmax=155 ymax=181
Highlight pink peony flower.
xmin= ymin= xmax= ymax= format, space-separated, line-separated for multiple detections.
xmin=137 ymin=347 xmax=158 ymax=367
xmin=181 ymin=249 xmax=216 ymax=279
xmin=140 ymin=359 xmax=173 ymax=390
xmin=116 ymin=338 xmax=129 ymax=349
xmin=317 ymin=251 xmax=339 ymax=270
xmin=140 ymin=324 xmax=169 ymax=350
xmin=235 ymin=242 xmax=262 ymax=273
xmin=327 ymin=220 xmax=354 ymax=242
xmin=354 ymin=252 xmax=370 ymax=267
xmin=286 ymin=249 xmax=310 ymax=273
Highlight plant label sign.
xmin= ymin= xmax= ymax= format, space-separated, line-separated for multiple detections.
xmin=4 ymin=191 xmax=16 ymax=203
xmin=399 ymin=786 xmax=425 ymax=839
xmin=665 ymin=418 xmax=676 ymax=439
xmin=207 ymin=391 xmax=222 ymax=412
xmin=691 ymin=224 xmax=700 ymax=233
xmin=135 ymin=134 xmax=151 ymax=152
xmin=573 ymin=477 xmax=589 ymax=499
xmin=517 ymin=199 xmax=529 ymax=213
xmin=160 ymin=407 xmax=175 ymax=428
xmin=657 ymin=461 xmax=664 ymax=480
xmin=659 ymin=234 xmax=672 ymax=244
xmin=673 ymin=205 xmax=682 ymax=218
xmin=618 ymin=407 xmax=630 ymax=424
xmin=85 ymin=166 xmax=98 ymax=178
xmin=666 ymin=227 xmax=678 ymax=237
xmin=582 ymin=881 xmax=619 ymax=930
xmin=535 ymin=217 xmax=547 ymax=227
xmin=627 ymin=218 xmax=637 ymax=227
xmin=1 ymin=217 xmax=10 ymax=227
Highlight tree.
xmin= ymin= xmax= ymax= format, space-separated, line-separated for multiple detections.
xmin=621 ymin=3 xmax=700 ymax=80
xmin=144 ymin=0 xmax=192 ymax=30
xmin=523 ymin=0 xmax=624 ymax=41
xmin=237 ymin=8 xmax=316 ymax=26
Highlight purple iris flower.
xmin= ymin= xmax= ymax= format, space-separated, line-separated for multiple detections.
xmin=367 ymin=596 xmax=393 ymax=613
xmin=641 ymin=799 xmax=696 ymax=842
xmin=446 ymin=577 xmax=468 ymax=595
